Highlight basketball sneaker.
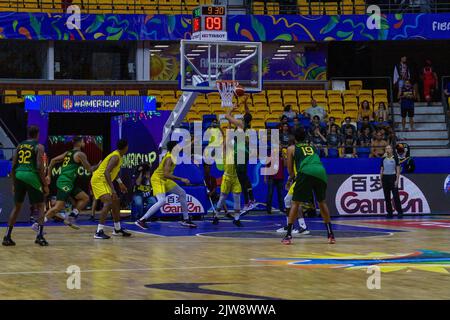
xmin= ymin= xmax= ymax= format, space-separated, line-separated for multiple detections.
xmin=233 ymin=219 xmax=242 ymax=227
xmin=212 ymin=216 xmax=219 ymax=225
xmin=35 ymin=235 xmax=49 ymax=246
xmin=276 ymin=226 xmax=288 ymax=233
xmin=180 ymin=220 xmax=197 ymax=228
xmin=281 ymin=234 xmax=292 ymax=245
xmin=113 ymin=228 xmax=132 ymax=237
xmin=135 ymin=220 xmax=148 ymax=230
xmin=31 ymin=223 xmax=47 ymax=234
xmin=328 ymin=234 xmax=336 ymax=244
xmin=296 ymin=227 xmax=310 ymax=235
xmin=276 ymin=226 xmax=302 ymax=234
xmin=2 ymin=237 xmax=15 ymax=246
xmin=247 ymin=200 xmax=257 ymax=211
xmin=94 ymin=230 xmax=111 ymax=239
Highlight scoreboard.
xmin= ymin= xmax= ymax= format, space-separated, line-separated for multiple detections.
xmin=191 ymin=5 xmax=227 ymax=41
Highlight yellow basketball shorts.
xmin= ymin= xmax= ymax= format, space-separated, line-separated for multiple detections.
xmin=220 ymin=175 xmax=242 ymax=195
xmin=151 ymin=176 xmax=178 ymax=196
xmin=91 ymin=177 xmax=112 ymax=200
xmin=288 ymin=181 xmax=296 ymax=195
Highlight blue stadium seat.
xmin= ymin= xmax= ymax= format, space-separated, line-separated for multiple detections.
xmin=327 ymin=148 xmax=339 ymax=158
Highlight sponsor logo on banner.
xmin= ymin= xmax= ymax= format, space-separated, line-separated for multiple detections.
xmin=444 ymin=175 xmax=450 ymax=194
xmin=161 ymin=193 xmax=205 ymax=214
xmin=336 ymin=175 xmax=430 ymax=215
xmin=62 ymin=99 xmax=73 ymax=110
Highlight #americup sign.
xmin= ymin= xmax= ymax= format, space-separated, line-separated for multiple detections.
xmin=25 ymin=95 xmax=156 ymax=113
xmin=335 ymin=174 xmax=431 ymax=215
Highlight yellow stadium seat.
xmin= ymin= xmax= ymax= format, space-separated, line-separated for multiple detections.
xmin=161 ymin=90 xmax=175 ymax=98
xmin=252 ymin=121 xmax=266 ymax=129
xmin=72 ymin=91 xmax=88 ymax=96
xmin=349 ymin=80 xmax=363 ymax=92
xmin=283 ymin=90 xmax=297 ymax=98
xmin=329 ymin=101 xmax=343 ymax=113
xmin=343 ymin=90 xmax=358 ymax=100
xmin=91 ymin=90 xmax=105 ymax=96
xmin=270 ymin=103 xmax=284 ymax=112
xmin=283 ymin=96 xmax=298 ymax=105
xmin=38 ymin=91 xmax=53 ymax=96
xmin=126 ymin=90 xmax=140 ymax=96
xmin=341 ymin=0 xmax=354 ymax=14
xmin=345 ymin=110 xmax=358 ymax=120
xmin=196 ymin=104 xmax=211 ymax=114
xmin=297 ymin=90 xmax=311 ymax=100
xmin=55 ymin=90 xmax=70 ymax=96
xmin=312 ymin=90 xmax=326 ymax=100
xmin=176 ymin=91 xmax=183 ymax=98
xmin=265 ymin=114 xmax=280 ymax=122
xmin=267 ymin=2 xmax=280 ymax=15
xmin=358 ymin=90 xmax=373 ymax=106
xmin=253 ymin=95 xmax=267 ymax=104
xmin=373 ymin=89 xmax=388 ymax=97
xmin=310 ymin=2 xmax=323 ymax=15
xmin=343 ymin=96 xmax=358 ymax=105
xmin=315 ymin=97 xmax=328 ymax=106
xmin=21 ymin=90 xmax=36 ymax=96
xmin=148 ymin=90 xmax=161 ymax=97
xmin=345 ymin=103 xmax=359 ymax=112
xmin=267 ymin=90 xmax=281 ymax=98
xmin=325 ymin=2 xmax=339 ymax=15
xmin=113 ymin=90 xmax=125 ymax=96
xmin=299 ymin=103 xmax=310 ymax=113
xmin=252 ymin=1 xmax=265 ymax=14
xmin=255 ymin=105 xmax=270 ymax=113
xmin=4 ymin=90 xmax=23 ymax=104
xmin=327 ymin=90 xmax=342 ymax=100
xmin=354 ymin=0 xmax=366 ymax=14
xmin=297 ymin=0 xmax=310 ymax=15
xmin=268 ymin=96 xmax=282 ymax=104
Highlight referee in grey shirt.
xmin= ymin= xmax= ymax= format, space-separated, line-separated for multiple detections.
xmin=380 ymin=145 xmax=404 ymax=219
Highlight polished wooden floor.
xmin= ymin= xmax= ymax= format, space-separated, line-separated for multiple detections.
xmin=1 ymin=215 xmax=450 ymax=300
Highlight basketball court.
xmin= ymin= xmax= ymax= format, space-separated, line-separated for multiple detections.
xmin=1 ymin=214 xmax=450 ymax=300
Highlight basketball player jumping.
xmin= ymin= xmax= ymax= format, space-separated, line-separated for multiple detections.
xmin=224 ymin=94 xmax=257 ymax=226
xmin=3 ymin=126 xmax=49 ymax=246
xmin=39 ymin=136 xmax=99 ymax=231
xmin=135 ymin=141 xmax=197 ymax=229
xmin=90 ymin=139 xmax=131 ymax=239
xmin=282 ymin=128 xmax=335 ymax=245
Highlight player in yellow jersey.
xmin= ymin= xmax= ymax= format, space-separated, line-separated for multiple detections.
xmin=211 ymin=129 xmax=242 ymax=226
xmin=91 ymin=139 xmax=131 ymax=239
xmin=135 ymin=141 xmax=197 ymax=229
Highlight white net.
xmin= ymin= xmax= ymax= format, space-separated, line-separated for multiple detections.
xmin=217 ymin=81 xmax=238 ymax=108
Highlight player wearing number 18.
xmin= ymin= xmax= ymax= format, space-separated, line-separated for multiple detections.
xmin=282 ymin=127 xmax=335 ymax=245
xmin=2 ymin=126 xmax=49 ymax=247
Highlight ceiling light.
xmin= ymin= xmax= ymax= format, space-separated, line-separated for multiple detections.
xmin=277 ymin=49 xmax=291 ymax=53
xmin=274 ymin=54 xmax=288 ymax=57
xmin=192 ymin=49 xmax=206 ymax=52
xmin=187 ymin=53 xmax=200 ymax=56
xmin=240 ymin=49 xmax=255 ymax=52
xmin=236 ymin=53 xmax=249 ymax=57
xmin=272 ymin=57 xmax=285 ymax=60
xmin=279 ymin=45 xmax=295 ymax=48
xmin=149 ymin=49 xmax=162 ymax=52
xmin=197 ymin=45 xmax=209 ymax=48
xmin=154 ymin=45 xmax=170 ymax=48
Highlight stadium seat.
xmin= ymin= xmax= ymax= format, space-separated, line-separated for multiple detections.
xmin=252 ymin=95 xmax=267 ymax=105
xmin=91 ymin=90 xmax=105 ymax=96
xmin=297 ymin=0 xmax=310 ymax=14
xmin=270 ymin=103 xmax=284 ymax=113
xmin=283 ymin=90 xmax=297 ymax=98
xmin=268 ymin=96 xmax=283 ymax=104
xmin=327 ymin=90 xmax=342 ymax=101
xmin=176 ymin=91 xmax=183 ymax=98
xmin=252 ymin=121 xmax=265 ymax=129
xmin=283 ymin=96 xmax=298 ymax=106
xmin=113 ymin=90 xmax=125 ymax=96
xmin=343 ymin=90 xmax=358 ymax=101
xmin=3 ymin=90 xmax=23 ymax=104
xmin=267 ymin=2 xmax=280 ymax=15
xmin=314 ymin=97 xmax=328 ymax=107
xmin=265 ymin=114 xmax=280 ymax=122
xmin=312 ymin=90 xmax=326 ymax=101
xmin=373 ymin=89 xmax=388 ymax=105
xmin=148 ymin=90 xmax=161 ymax=98
xmin=196 ymin=104 xmax=211 ymax=114
xmin=252 ymin=1 xmax=265 ymax=14
xmin=354 ymin=0 xmax=366 ymax=14
xmin=72 ymin=91 xmax=88 ymax=96
xmin=349 ymin=80 xmax=363 ymax=92
xmin=255 ymin=105 xmax=270 ymax=114
xmin=161 ymin=90 xmax=175 ymax=98
xmin=345 ymin=103 xmax=359 ymax=113
xmin=310 ymin=1 xmax=323 ymax=15
xmin=21 ymin=90 xmax=35 ymax=96
xmin=297 ymin=90 xmax=311 ymax=100
xmin=341 ymin=0 xmax=354 ymax=14
xmin=324 ymin=2 xmax=339 ymax=15
xmin=343 ymin=96 xmax=358 ymax=105
xmin=55 ymin=90 xmax=70 ymax=95
xmin=329 ymin=101 xmax=343 ymax=113
xmin=38 ymin=91 xmax=53 ymax=95
xmin=126 ymin=90 xmax=140 ymax=96
xmin=267 ymin=90 xmax=281 ymax=99
xmin=345 ymin=110 xmax=358 ymax=120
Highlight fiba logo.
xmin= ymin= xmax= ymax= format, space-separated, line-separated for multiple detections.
xmin=62 ymin=99 xmax=73 ymax=110
xmin=444 ymin=175 xmax=450 ymax=194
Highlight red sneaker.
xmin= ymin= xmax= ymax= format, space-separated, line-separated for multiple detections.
xmin=328 ymin=234 xmax=336 ymax=244
xmin=281 ymin=235 xmax=292 ymax=245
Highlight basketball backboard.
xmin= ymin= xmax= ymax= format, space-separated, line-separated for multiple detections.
xmin=180 ymin=39 xmax=262 ymax=93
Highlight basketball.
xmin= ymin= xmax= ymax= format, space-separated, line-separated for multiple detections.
xmin=234 ymin=85 xmax=245 ymax=97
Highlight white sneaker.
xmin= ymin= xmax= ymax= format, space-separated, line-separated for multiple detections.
xmin=276 ymin=226 xmax=287 ymax=233
xmin=296 ymin=228 xmax=310 ymax=235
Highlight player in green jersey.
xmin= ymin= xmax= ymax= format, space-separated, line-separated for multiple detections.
xmin=41 ymin=137 xmax=99 ymax=230
xmin=282 ymin=127 xmax=335 ymax=245
xmin=2 ymin=126 xmax=49 ymax=246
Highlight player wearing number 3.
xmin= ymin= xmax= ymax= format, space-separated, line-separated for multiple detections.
xmin=3 ymin=126 xmax=50 ymax=246
xmin=282 ymin=128 xmax=335 ymax=245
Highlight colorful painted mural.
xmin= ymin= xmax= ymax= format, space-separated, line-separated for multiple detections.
xmin=0 ymin=12 xmax=449 ymax=41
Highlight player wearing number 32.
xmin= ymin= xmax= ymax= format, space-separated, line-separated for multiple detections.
xmin=282 ymin=128 xmax=335 ymax=245
xmin=3 ymin=126 xmax=49 ymax=247
xmin=41 ymin=136 xmax=101 ymax=231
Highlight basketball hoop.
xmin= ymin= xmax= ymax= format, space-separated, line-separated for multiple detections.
xmin=217 ymin=80 xmax=238 ymax=108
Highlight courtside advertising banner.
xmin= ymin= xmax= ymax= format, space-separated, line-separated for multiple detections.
xmin=327 ymin=174 xmax=450 ymax=216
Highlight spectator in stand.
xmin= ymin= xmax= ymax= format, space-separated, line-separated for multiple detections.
xmin=280 ymin=115 xmax=289 ymax=126
xmin=394 ymin=55 xmax=411 ymax=94
xmin=304 ymin=99 xmax=327 ymax=121
xmin=283 ymin=105 xmax=297 ymax=120
xmin=309 ymin=115 xmax=325 ymax=135
xmin=341 ymin=134 xmax=357 ymax=158
xmin=132 ymin=163 xmax=156 ymax=221
xmin=291 ymin=116 xmax=301 ymax=131
xmin=341 ymin=117 xmax=357 ymax=137
xmin=310 ymin=126 xmax=327 ymax=157
xmin=61 ymin=0 xmax=73 ymax=10
xmin=264 ymin=150 xmax=285 ymax=214
xmin=360 ymin=116 xmax=375 ymax=133
xmin=370 ymin=130 xmax=388 ymax=158
xmin=280 ymin=123 xmax=291 ymax=148
xmin=398 ymin=80 xmax=416 ymax=131
xmin=421 ymin=59 xmax=438 ymax=105
xmin=358 ymin=126 xmax=372 ymax=147
xmin=444 ymin=80 xmax=450 ymax=111
xmin=325 ymin=124 xmax=341 ymax=158
xmin=358 ymin=100 xmax=374 ymax=121
xmin=375 ymin=102 xmax=389 ymax=122
xmin=327 ymin=116 xmax=340 ymax=133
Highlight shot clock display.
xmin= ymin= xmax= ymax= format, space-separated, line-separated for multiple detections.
xmin=191 ymin=5 xmax=227 ymax=40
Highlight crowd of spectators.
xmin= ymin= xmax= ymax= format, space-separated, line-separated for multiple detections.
xmin=277 ymin=99 xmax=395 ymax=158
